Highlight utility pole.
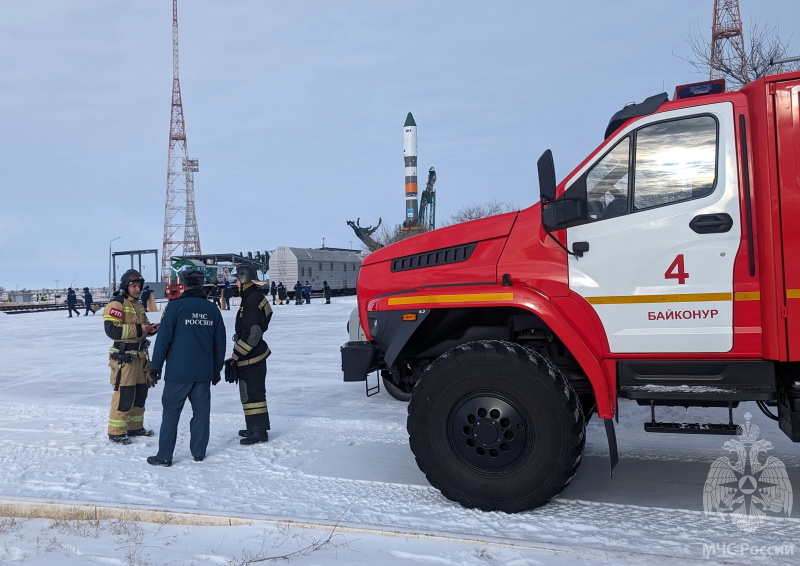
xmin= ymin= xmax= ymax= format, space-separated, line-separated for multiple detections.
xmin=162 ymin=0 xmax=201 ymax=281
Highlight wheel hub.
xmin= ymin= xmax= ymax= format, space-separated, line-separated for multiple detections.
xmin=449 ymin=393 xmax=530 ymax=471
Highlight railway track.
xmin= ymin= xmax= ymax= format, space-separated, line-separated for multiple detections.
xmin=0 ymin=302 xmax=108 ymax=315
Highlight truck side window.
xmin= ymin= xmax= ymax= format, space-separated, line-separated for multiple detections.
xmin=586 ymin=138 xmax=630 ymax=221
xmin=633 ymin=115 xmax=717 ymax=211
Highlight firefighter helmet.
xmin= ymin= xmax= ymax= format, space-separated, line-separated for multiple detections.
xmin=119 ymin=269 xmax=145 ymax=294
xmin=232 ymin=264 xmax=259 ymax=285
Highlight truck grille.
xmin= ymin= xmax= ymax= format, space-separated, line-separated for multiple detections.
xmin=391 ymin=243 xmax=477 ymax=272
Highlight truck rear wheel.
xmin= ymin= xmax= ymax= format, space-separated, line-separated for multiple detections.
xmin=407 ymin=340 xmax=585 ymax=512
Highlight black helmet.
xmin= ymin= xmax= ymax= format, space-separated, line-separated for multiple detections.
xmin=232 ymin=264 xmax=258 ymax=284
xmin=180 ymin=269 xmax=205 ymax=288
xmin=119 ymin=269 xmax=145 ymax=293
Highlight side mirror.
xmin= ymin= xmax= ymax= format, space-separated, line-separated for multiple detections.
xmin=537 ymin=149 xmax=557 ymax=202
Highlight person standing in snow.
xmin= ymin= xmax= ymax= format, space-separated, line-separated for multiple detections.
xmin=277 ymin=281 xmax=286 ymax=305
xmin=83 ymin=287 xmax=94 ymax=315
xmin=322 ymin=281 xmax=331 ymax=304
xmin=223 ymin=282 xmax=234 ymax=310
xmin=102 ymin=270 xmax=159 ymax=444
xmin=293 ymin=281 xmax=303 ymax=305
xmin=227 ymin=264 xmax=272 ymax=445
xmin=66 ymin=288 xmax=80 ymax=317
xmin=270 ymin=281 xmax=277 ymax=305
xmin=146 ymin=269 xmax=226 ymax=466
xmin=210 ymin=285 xmax=221 ymax=308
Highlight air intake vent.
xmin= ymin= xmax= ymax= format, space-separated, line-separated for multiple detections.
xmin=391 ymin=243 xmax=477 ymax=272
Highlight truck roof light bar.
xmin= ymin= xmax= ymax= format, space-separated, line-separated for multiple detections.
xmin=673 ymin=79 xmax=726 ymax=101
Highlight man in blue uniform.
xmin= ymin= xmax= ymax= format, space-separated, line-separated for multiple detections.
xmin=83 ymin=287 xmax=95 ymax=315
xmin=147 ymin=269 xmax=226 ymax=466
xmin=66 ymin=288 xmax=80 ymax=317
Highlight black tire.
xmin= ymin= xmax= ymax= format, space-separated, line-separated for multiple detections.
xmin=382 ymin=373 xmax=413 ymax=402
xmin=407 ymin=340 xmax=585 ymax=513
xmin=578 ymin=393 xmax=595 ymax=423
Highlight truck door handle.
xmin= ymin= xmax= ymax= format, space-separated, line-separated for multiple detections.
xmin=689 ymin=213 xmax=733 ymax=234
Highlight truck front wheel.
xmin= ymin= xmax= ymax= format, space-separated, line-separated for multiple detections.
xmin=382 ymin=371 xmax=414 ymax=402
xmin=407 ymin=340 xmax=585 ymax=512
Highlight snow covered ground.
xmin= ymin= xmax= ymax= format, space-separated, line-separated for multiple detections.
xmin=0 ymin=297 xmax=798 ymax=565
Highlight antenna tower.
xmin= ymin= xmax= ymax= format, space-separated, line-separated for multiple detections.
xmin=710 ymin=0 xmax=746 ymax=80
xmin=162 ymin=0 xmax=200 ymax=281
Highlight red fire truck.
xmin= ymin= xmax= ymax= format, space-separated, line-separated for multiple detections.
xmin=341 ymin=70 xmax=800 ymax=512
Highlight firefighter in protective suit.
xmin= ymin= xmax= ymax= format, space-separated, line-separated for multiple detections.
xmin=103 ymin=269 xmax=159 ymax=444
xmin=227 ymin=264 xmax=272 ymax=445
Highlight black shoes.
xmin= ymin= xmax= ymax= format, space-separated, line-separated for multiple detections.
xmin=193 ymin=456 xmax=205 ymax=462
xmin=238 ymin=429 xmax=252 ymax=437
xmin=127 ymin=428 xmax=154 ymax=437
xmin=147 ymin=456 xmax=172 ymax=467
xmin=240 ymin=431 xmax=268 ymax=445
xmin=109 ymin=430 xmax=152 ymax=443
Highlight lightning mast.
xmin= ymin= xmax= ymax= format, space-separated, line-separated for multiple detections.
xmin=162 ymin=0 xmax=200 ymax=281
xmin=710 ymin=0 xmax=746 ymax=80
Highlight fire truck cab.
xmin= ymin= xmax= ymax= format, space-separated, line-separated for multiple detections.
xmin=341 ymin=70 xmax=800 ymax=513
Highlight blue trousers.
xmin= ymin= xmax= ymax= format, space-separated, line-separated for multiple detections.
xmin=157 ymin=381 xmax=211 ymax=461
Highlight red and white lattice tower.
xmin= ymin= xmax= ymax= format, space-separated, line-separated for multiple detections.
xmin=162 ymin=0 xmax=200 ymax=281
xmin=710 ymin=0 xmax=746 ymax=80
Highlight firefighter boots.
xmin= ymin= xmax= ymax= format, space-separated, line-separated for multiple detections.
xmin=127 ymin=428 xmax=154 ymax=437
xmin=108 ymin=434 xmax=131 ymax=445
xmin=240 ymin=431 xmax=268 ymax=445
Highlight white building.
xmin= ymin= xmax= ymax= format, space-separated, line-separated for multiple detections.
xmin=269 ymin=247 xmax=364 ymax=294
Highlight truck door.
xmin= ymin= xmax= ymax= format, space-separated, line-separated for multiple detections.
xmin=565 ymin=103 xmax=741 ymax=353
xmin=774 ymin=81 xmax=800 ymax=360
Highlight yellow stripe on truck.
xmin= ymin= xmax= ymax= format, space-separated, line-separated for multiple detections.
xmin=585 ymin=293 xmax=732 ymax=305
xmin=387 ymin=292 xmax=514 ymax=306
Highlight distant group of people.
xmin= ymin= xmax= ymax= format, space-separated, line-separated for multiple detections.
xmin=65 ymin=287 xmax=95 ymax=317
xmin=206 ymin=283 xmax=234 ymax=310
xmin=265 ymin=280 xmax=331 ymax=305
xmin=101 ymin=265 xmax=273 ymax=466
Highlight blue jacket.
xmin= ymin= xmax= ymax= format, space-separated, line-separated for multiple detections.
xmin=150 ymin=288 xmax=226 ymax=383
xmin=66 ymin=289 xmax=77 ymax=306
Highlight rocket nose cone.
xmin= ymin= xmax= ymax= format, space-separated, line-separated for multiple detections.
xmin=404 ymin=112 xmax=417 ymax=127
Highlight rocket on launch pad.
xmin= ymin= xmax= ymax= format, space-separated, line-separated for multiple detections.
xmin=403 ymin=112 xmax=418 ymax=224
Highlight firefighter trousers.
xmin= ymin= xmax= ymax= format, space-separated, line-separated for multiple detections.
xmin=238 ymin=359 xmax=270 ymax=433
xmin=107 ymin=354 xmax=150 ymax=436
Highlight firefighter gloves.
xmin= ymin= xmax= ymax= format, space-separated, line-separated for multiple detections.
xmin=224 ymin=359 xmax=238 ymax=384
xmin=149 ymin=369 xmax=162 ymax=388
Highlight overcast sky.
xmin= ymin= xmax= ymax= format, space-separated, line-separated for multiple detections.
xmin=1 ymin=0 xmax=797 ymax=290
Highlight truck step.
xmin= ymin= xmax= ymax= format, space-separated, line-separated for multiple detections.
xmin=644 ymin=421 xmax=738 ymax=435
xmin=643 ymin=401 xmax=738 ymax=435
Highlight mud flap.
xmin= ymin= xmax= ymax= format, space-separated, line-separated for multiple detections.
xmin=604 ymin=418 xmax=619 ymax=476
